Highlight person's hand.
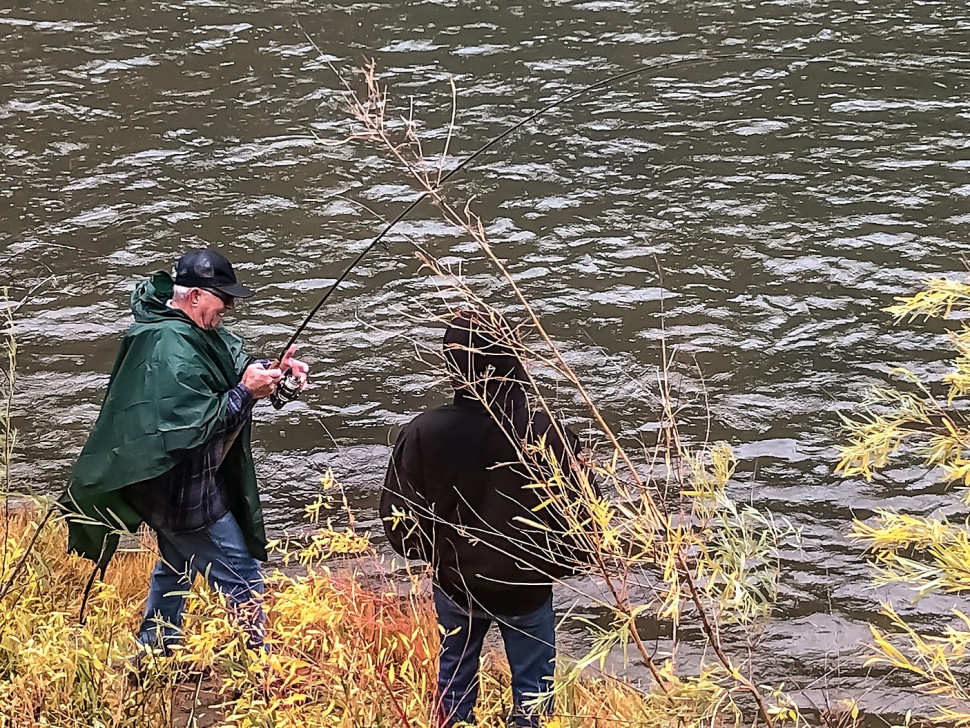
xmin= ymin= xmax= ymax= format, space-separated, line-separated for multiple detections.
xmin=279 ymin=345 xmax=310 ymax=390
xmin=241 ymin=361 xmax=282 ymax=399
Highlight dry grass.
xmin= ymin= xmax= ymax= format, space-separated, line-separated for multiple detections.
xmin=0 ymin=501 xmax=690 ymax=728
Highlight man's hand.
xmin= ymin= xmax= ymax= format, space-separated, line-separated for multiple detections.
xmin=241 ymin=362 xmax=283 ymax=399
xmin=279 ymin=345 xmax=310 ymax=390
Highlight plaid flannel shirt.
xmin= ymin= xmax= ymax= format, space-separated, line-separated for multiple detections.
xmin=126 ymin=382 xmax=255 ymax=533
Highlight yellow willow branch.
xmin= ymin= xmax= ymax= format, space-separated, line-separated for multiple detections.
xmin=348 ymin=66 xmax=777 ymax=727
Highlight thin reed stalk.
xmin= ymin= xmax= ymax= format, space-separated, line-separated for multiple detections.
xmin=338 ymin=61 xmax=801 ymax=727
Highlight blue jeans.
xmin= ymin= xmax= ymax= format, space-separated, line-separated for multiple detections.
xmin=137 ymin=511 xmax=264 ymax=651
xmin=434 ymin=586 xmax=556 ymax=728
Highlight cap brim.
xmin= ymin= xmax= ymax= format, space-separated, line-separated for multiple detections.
xmin=216 ymin=282 xmax=255 ymax=299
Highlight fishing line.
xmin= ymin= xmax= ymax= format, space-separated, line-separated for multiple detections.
xmin=278 ymin=34 xmax=818 ymax=361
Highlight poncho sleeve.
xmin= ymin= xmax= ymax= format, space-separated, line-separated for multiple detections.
xmin=71 ymin=325 xmax=233 ymax=491
xmin=62 ymin=321 xmax=251 ymax=564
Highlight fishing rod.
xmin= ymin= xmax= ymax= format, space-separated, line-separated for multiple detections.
xmin=269 ymin=49 xmax=807 ymax=407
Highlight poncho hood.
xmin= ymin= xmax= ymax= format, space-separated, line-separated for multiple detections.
xmin=60 ymin=272 xmax=266 ymax=565
xmin=130 ymin=271 xmax=183 ymax=323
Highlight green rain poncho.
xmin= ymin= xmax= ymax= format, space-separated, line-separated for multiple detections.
xmin=60 ymin=272 xmax=267 ymax=566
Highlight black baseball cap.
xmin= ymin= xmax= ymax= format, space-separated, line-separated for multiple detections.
xmin=173 ymin=249 xmax=255 ymax=299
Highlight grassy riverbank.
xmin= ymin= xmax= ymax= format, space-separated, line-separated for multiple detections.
xmin=0 ymin=503 xmax=674 ymax=728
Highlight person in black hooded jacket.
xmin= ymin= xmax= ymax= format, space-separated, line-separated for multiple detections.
xmin=380 ymin=310 xmax=594 ymax=728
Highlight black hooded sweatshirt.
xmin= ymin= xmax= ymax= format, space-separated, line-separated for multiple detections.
xmin=380 ymin=315 xmax=591 ymax=616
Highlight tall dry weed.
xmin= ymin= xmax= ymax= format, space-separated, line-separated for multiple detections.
xmin=326 ymin=59 xmax=816 ymax=727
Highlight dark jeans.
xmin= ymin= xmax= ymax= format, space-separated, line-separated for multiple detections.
xmin=137 ymin=511 xmax=265 ymax=651
xmin=433 ymin=585 xmax=556 ymax=728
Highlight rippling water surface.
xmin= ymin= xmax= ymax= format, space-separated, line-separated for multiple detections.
xmin=4 ymin=0 xmax=970 ymax=718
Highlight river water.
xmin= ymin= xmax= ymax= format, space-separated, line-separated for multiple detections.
xmin=3 ymin=0 xmax=970 ymax=720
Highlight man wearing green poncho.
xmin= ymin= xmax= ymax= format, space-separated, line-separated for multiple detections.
xmin=61 ymin=249 xmax=308 ymax=654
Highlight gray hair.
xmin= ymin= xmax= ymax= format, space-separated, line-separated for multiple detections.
xmin=171 ymin=284 xmax=193 ymax=304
